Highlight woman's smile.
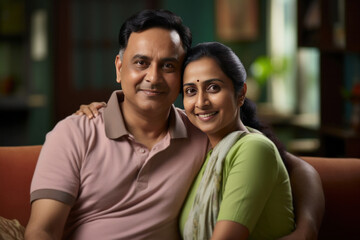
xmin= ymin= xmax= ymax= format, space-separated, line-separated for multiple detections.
xmin=196 ymin=111 xmax=218 ymax=121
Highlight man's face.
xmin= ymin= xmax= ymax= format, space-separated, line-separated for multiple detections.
xmin=115 ymin=27 xmax=185 ymax=115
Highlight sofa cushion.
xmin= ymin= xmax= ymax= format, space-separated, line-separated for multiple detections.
xmin=0 ymin=216 xmax=25 ymax=240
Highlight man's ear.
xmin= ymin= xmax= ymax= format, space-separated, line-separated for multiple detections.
xmin=237 ymin=83 xmax=247 ymax=107
xmin=115 ymin=55 xmax=122 ymax=84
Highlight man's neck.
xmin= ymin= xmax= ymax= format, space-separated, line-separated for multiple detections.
xmin=121 ymin=102 xmax=171 ymax=150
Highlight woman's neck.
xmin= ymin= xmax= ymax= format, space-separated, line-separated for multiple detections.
xmin=208 ymin=119 xmax=249 ymax=148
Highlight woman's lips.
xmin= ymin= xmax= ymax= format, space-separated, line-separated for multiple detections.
xmin=196 ymin=111 xmax=218 ymax=120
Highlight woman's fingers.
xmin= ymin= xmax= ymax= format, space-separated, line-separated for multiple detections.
xmin=75 ymin=102 xmax=107 ymax=119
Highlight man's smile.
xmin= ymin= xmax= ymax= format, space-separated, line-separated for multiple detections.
xmin=139 ymin=89 xmax=166 ymax=96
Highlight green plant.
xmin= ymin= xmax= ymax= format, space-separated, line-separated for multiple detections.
xmin=249 ymin=55 xmax=289 ymax=86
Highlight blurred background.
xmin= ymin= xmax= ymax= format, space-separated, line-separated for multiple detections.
xmin=0 ymin=0 xmax=359 ymax=157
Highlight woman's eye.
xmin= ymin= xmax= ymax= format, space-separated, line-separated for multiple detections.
xmin=207 ymin=84 xmax=220 ymax=92
xmin=184 ymin=87 xmax=196 ymax=96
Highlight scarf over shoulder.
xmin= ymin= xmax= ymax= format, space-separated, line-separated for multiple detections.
xmin=183 ymin=130 xmax=249 ymax=240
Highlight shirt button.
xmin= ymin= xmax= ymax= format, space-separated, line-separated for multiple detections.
xmin=140 ymin=148 xmax=146 ymax=154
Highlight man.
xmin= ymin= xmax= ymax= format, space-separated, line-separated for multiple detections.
xmin=25 ymin=9 xmax=323 ymax=239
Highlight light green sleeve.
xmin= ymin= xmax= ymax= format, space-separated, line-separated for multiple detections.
xmin=217 ymin=134 xmax=289 ymax=233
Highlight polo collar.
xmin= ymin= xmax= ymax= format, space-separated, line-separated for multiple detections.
xmin=104 ymin=91 xmax=188 ymax=140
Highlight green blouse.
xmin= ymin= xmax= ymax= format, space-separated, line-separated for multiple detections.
xmin=179 ymin=133 xmax=295 ymax=239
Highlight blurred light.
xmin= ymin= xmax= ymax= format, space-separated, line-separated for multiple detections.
xmin=30 ymin=10 xmax=47 ymax=61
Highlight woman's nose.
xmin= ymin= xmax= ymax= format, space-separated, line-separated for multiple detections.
xmin=195 ymin=92 xmax=210 ymax=108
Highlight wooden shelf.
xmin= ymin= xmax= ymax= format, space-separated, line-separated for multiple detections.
xmin=321 ymin=125 xmax=360 ymax=139
xmin=297 ymin=0 xmax=360 ymax=157
xmin=320 ymin=125 xmax=360 ymax=157
xmin=0 ymin=96 xmax=28 ymax=110
xmin=298 ymin=0 xmax=360 ymax=52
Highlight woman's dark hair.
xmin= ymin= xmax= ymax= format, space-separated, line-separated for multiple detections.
xmin=118 ymin=9 xmax=192 ymax=54
xmin=240 ymin=98 xmax=287 ymax=162
xmin=183 ymin=42 xmax=286 ymax=161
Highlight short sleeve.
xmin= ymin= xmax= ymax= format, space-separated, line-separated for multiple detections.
xmin=30 ymin=116 xmax=88 ymax=205
xmin=217 ymin=134 xmax=282 ymax=232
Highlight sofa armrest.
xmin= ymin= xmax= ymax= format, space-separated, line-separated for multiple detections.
xmin=301 ymin=156 xmax=360 ymax=240
xmin=0 ymin=146 xmax=42 ymax=227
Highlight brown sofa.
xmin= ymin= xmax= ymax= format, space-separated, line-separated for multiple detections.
xmin=0 ymin=145 xmax=41 ymax=227
xmin=0 ymin=146 xmax=359 ymax=239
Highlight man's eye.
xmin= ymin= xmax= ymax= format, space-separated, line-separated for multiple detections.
xmin=164 ymin=63 xmax=174 ymax=68
xmin=135 ymin=60 xmax=147 ymax=67
xmin=163 ymin=63 xmax=175 ymax=72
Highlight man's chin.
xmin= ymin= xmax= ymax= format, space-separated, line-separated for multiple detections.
xmin=138 ymin=101 xmax=172 ymax=112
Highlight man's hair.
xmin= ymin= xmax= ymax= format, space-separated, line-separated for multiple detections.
xmin=118 ymin=9 xmax=192 ymax=57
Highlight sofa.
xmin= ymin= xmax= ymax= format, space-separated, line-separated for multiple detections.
xmin=0 ymin=145 xmax=359 ymax=239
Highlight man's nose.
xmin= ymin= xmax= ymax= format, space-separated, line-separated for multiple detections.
xmin=145 ymin=64 xmax=162 ymax=83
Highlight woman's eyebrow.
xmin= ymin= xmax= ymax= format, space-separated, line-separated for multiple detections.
xmin=183 ymin=78 xmax=224 ymax=86
xmin=183 ymin=82 xmax=195 ymax=87
xmin=204 ymin=78 xmax=224 ymax=84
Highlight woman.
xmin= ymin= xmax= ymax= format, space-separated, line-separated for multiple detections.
xmin=76 ymin=42 xmax=295 ymax=239
xmin=179 ymin=42 xmax=294 ymax=239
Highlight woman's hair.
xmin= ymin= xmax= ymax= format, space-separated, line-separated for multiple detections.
xmin=118 ymin=9 xmax=192 ymax=57
xmin=183 ymin=42 xmax=287 ymax=161
xmin=240 ymin=98 xmax=287 ymax=161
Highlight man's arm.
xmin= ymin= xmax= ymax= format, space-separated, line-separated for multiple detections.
xmin=281 ymin=152 xmax=325 ymax=240
xmin=25 ymin=199 xmax=71 ymax=240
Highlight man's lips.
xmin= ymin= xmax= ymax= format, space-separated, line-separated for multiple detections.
xmin=139 ymin=89 xmax=165 ymax=96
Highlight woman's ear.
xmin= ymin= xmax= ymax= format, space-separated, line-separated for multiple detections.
xmin=237 ymin=83 xmax=247 ymax=107
xmin=115 ymin=55 xmax=123 ymax=84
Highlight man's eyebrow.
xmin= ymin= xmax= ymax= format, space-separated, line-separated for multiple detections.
xmin=131 ymin=55 xmax=180 ymax=63
xmin=131 ymin=54 xmax=150 ymax=61
xmin=161 ymin=57 xmax=180 ymax=63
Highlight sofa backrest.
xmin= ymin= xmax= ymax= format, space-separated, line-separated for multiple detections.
xmin=0 ymin=145 xmax=41 ymax=227
xmin=1 ymin=145 xmax=359 ymax=239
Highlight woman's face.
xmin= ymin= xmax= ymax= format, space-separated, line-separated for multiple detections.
xmin=183 ymin=57 xmax=245 ymax=146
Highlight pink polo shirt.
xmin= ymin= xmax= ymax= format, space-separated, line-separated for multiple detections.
xmin=30 ymin=91 xmax=209 ymax=239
